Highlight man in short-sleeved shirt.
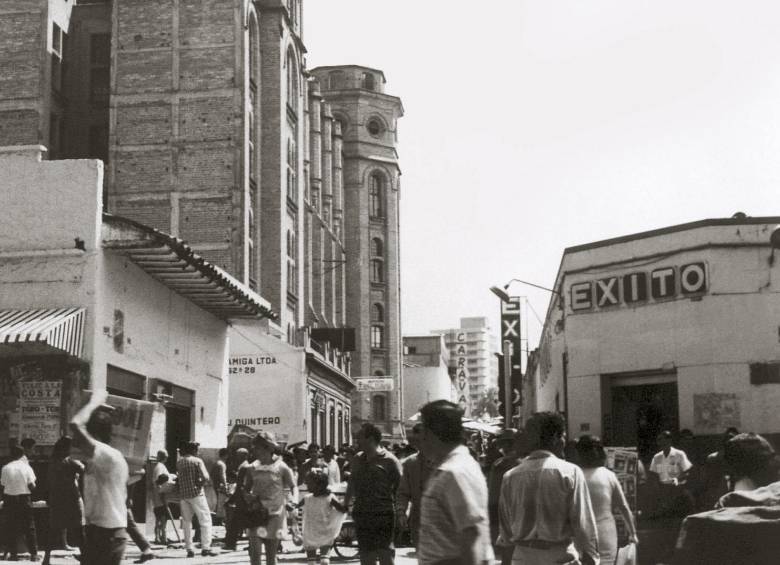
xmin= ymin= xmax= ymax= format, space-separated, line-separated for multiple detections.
xmin=177 ymin=441 xmax=216 ymax=557
xmin=650 ymin=431 xmax=692 ymax=485
xmin=345 ymin=424 xmax=402 ymax=565
xmin=1 ymin=446 xmax=39 ymax=560
xmin=417 ymin=400 xmax=494 ymax=565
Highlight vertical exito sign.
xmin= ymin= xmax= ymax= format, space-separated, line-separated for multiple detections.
xmin=454 ymin=331 xmax=470 ymax=417
xmin=501 ymin=297 xmax=523 ymax=414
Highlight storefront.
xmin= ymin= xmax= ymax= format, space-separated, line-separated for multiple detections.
xmin=534 ymin=216 xmax=780 ymax=460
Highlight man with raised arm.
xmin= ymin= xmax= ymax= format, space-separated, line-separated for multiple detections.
xmin=69 ymin=390 xmax=129 ymax=565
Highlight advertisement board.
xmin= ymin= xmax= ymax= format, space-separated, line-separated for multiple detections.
xmin=355 ymin=377 xmax=394 ymax=392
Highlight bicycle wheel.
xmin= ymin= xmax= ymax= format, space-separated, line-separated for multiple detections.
xmin=332 ymin=521 xmax=360 ymax=560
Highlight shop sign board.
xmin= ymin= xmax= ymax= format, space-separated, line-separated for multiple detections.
xmin=454 ymin=331 xmax=471 ymax=417
xmin=19 ymin=381 xmax=61 ymax=445
xmin=606 ymin=446 xmax=638 ymax=543
xmin=355 ymin=377 xmax=394 ymax=392
xmin=570 ymin=262 xmax=707 ymax=312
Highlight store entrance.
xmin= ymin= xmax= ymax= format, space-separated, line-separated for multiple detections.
xmin=609 ymin=373 xmax=678 ymax=463
xmin=165 ymin=404 xmax=192 ymax=470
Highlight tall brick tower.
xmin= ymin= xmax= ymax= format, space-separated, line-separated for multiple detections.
xmin=310 ymin=66 xmax=404 ymax=438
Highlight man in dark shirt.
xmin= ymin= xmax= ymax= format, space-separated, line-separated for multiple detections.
xmin=345 ymin=423 xmax=402 ymax=565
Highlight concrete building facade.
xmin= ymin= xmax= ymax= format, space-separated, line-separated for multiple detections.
xmin=533 ymin=217 xmax=780 ymax=461
xmin=432 ymin=317 xmax=499 ymax=415
xmin=402 ymin=335 xmax=452 ymax=422
xmin=311 ymin=65 xmax=405 ymax=438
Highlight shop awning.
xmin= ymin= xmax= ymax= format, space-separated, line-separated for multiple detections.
xmin=102 ymin=214 xmax=276 ymax=321
xmin=0 ymin=307 xmax=86 ymax=357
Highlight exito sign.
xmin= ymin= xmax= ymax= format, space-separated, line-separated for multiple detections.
xmin=569 ymin=262 xmax=707 ymax=312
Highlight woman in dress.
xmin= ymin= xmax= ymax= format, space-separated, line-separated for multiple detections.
xmin=576 ymin=435 xmax=638 ymax=564
xmin=42 ymin=436 xmax=84 ymax=565
xmin=243 ymin=431 xmax=297 ymax=565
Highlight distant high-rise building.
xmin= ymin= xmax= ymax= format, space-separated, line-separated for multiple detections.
xmin=432 ymin=317 xmax=499 ymax=415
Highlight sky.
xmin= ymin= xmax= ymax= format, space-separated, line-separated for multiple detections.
xmin=305 ymin=1 xmax=780 ymax=352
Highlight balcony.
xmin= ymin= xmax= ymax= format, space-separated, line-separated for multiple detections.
xmin=302 ymin=327 xmax=354 ymax=388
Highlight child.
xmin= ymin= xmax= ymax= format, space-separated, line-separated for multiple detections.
xmin=299 ymin=469 xmax=347 ymax=565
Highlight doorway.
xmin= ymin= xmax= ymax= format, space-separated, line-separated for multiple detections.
xmin=608 ymin=372 xmax=678 ymax=463
xmin=165 ymin=404 xmax=192 ymax=470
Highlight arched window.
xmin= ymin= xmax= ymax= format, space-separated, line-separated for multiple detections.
xmin=371 ymin=237 xmax=383 ymax=257
xmin=370 ymin=325 xmax=384 ymax=349
xmin=369 ymin=173 xmax=385 ymax=218
xmin=371 ymin=303 xmax=384 ymax=323
xmin=329 ymin=70 xmax=345 ymax=90
xmin=286 ymin=48 xmax=298 ymax=111
xmin=362 ymin=72 xmax=375 ymax=91
xmin=286 ymin=137 xmax=297 ymax=200
xmin=370 ymin=259 xmax=384 ymax=283
xmin=372 ymin=394 xmax=386 ymax=421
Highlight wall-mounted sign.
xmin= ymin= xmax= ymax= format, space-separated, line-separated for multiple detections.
xmin=570 ymin=262 xmax=707 ymax=312
xmin=355 ymin=377 xmax=394 ymax=392
xmin=229 ymin=354 xmax=278 ymax=374
xmin=454 ymin=332 xmax=471 ymax=417
xmin=19 ymin=381 xmax=61 ymax=445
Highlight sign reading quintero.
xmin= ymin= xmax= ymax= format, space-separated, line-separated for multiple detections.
xmin=570 ymin=262 xmax=707 ymax=311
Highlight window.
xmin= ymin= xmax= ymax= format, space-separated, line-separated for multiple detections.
xmin=366 ymin=118 xmax=383 ymax=137
xmin=372 ymin=395 xmax=386 ymax=421
xmin=286 ymin=48 xmax=298 ymax=111
xmin=369 ymin=173 xmax=385 ymax=218
xmin=286 ymin=138 xmax=297 ymax=201
xmin=370 ymin=325 xmax=384 ymax=349
xmin=287 ymin=0 xmax=297 ymax=27
xmin=248 ymin=16 xmax=259 ymax=185
xmin=371 ymin=237 xmax=383 ymax=257
xmin=370 ymin=259 xmax=384 ymax=283
xmin=371 ymin=303 xmax=384 ymax=323
xmin=362 ymin=72 xmax=375 ymax=91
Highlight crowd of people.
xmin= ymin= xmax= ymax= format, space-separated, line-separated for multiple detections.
xmin=2 ymin=393 xmax=779 ymax=565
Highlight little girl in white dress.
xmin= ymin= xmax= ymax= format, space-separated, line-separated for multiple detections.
xmin=299 ymin=469 xmax=347 ymax=565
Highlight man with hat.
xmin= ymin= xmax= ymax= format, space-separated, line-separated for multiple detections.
xmin=176 ymin=441 xmax=217 ymax=557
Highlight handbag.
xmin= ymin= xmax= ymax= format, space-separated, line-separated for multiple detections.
xmin=241 ymin=495 xmax=270 ymax=528
xmin=615 ymin=542 xmax=637 ymax=565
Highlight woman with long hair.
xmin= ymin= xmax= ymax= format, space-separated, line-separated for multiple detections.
xmin=42 ymin=436 xmax=84 ymax=565
xmin=576 ymin=435 xmax=638 ymax=564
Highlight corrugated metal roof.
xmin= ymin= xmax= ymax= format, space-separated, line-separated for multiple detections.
xmin=0 ymin=307 xmax=85 ymax=357
xmin=102 ymin=214 xmax=276 ymax=322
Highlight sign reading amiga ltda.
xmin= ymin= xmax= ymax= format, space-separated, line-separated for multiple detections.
xmin=570 ymin=262 xmax=707 ymax=312
xmin=229 ymin=354 xmax=278 ymax=374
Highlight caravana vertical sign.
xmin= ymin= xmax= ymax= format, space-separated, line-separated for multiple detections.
xmin=455 ymin=331 xmax=471 ymax=417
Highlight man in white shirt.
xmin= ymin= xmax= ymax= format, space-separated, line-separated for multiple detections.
xmin=1 ymin=445 xmax=39 ymax=561
xmin=70 ymin=390 xmax=129 ymax=565
xmin=417 ymin=400 xmax=494 ymax=565
xmin=322 ymin=445 xmax=341 ymax=486
xmin=649 ymin=430 xmax=694 ymax=517
xmin=649 ymin=431 xmax=692 ymax=485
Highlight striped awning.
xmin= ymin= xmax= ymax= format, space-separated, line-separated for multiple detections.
xmin=0 ymin=308 xmax=86 ymax=358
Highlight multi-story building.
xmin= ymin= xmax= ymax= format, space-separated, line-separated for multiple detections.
xmin=311 ymin=65 xmax=405 ymax=439
xmin=433 ymin=317 xmax=499 ymax=415
xmin=402 ymin=335 xmax=452 ymax=422
xmin=0 ymin=1 xmax=403 ymax=442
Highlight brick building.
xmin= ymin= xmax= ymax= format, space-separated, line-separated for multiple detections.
xmin=0 ymin=1 xmax=404 ymax=442
xmin=311 ymin=65 xmax=405 ymax=438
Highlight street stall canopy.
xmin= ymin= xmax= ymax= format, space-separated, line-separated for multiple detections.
xmin=0 ymin=307 xmax=86 ymax=357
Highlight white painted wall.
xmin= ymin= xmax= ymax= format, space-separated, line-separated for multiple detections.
xmin=228 ymin=321 xmax=308 ymax=445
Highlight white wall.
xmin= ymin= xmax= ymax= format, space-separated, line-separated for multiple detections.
xmin=100 ymin=253 xmax=229 ymax=449
xmin=228 ymin=321 xmax=307 ymax=445
xmin=402 ymin=364 xmax=452 ymax=420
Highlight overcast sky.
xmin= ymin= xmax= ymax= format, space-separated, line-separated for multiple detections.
xmin=305 ymin=1 xmax=780 ymax=351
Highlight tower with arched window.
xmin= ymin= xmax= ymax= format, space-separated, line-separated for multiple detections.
xmin=310 ymin=65 xmax=404 ymax=440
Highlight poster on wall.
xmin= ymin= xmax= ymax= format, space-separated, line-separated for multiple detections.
xmin=19 ymin=381 xmax=62 ymax=445
xmin=605 ymin=446 xmax=638 ymax=543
